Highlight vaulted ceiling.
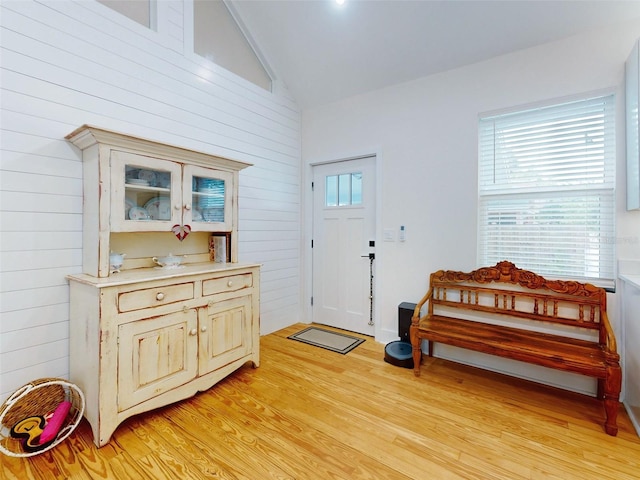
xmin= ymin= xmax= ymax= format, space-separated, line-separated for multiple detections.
xmin=230 ymin=0 xmax=640 ymax=110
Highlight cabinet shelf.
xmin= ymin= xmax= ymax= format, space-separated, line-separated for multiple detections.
xmin=125 ymin=184 xmax=171 ymax=193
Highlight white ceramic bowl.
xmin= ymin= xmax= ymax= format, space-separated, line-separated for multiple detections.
xmin=110 ymin=252 xmax=126 ymax=272
xmin=152 ymin=254 xmax=185 ymax=268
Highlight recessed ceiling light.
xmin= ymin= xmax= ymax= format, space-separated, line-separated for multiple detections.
xmin=335 ymin=0 xmax=345 ymax=5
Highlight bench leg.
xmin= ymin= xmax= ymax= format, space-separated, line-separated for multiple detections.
xmin=603 ymin=364 xmax=622 ymax=436
xmin=410 ymin=317 xmax=422 ymax=377
xmin=604 ymin=399 xmax=619 ymax=436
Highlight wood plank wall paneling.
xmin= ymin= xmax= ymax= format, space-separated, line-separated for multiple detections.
xmin=0 ymin=0 xmax=302 ymax=402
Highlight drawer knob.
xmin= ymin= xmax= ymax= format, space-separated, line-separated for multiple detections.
xmin=201 ymin=326 xmax=207 ymax=333
xmin=227 ymin=280 xmax=233 ymax=287
xmin=189 ymin=328 xmax=197 ymax=336
xmin=156 ymin=292 xmax=165 ymax=301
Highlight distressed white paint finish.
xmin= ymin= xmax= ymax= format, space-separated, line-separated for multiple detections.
xmin=68 ymin=264 xmax=260 ymax=446
xmin=0 ymin=0 xmax=301 ymax=402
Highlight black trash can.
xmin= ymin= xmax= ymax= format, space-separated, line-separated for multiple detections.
xmin=384 ymin=302 xmax=416 ymax=368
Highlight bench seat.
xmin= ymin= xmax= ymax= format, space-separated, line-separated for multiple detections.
xmin=420 ymin=315 xmax=609 ymax=378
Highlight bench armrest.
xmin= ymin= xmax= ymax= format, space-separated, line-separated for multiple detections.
xmin=600 ymin=310 xmax=618 ymax=355
xmin=412 ymin=289 xmax=432 ymax=323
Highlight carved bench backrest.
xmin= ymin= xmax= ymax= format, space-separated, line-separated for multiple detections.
xmin=428 ymin=261 xmax=606 ymax=333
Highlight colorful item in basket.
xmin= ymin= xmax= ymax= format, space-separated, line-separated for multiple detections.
xmin=9 ymin=400 xmax=73 ymax=453
xmin=10 ymin=416 xmax=54 ymax=452
xmin=39 ymin=401 xmax=72 ymax=444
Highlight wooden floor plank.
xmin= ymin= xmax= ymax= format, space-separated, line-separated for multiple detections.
xmin=2 ymin=323 xmax=639 ymax=480
xmin=196 ymin=389 xmax=356 ymax=475
xmin=211 ymin=373 xmax=416 ymax=479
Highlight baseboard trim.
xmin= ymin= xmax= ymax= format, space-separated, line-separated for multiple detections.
xmin=623 ymin=401 xmax=640 ymax=438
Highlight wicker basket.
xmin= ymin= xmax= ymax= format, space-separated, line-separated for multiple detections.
xmin=0 ymin=378 xmax=85 ymax=457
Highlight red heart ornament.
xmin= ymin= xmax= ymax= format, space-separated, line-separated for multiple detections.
xmin=172 ymin=224 xmax=191 ymax=241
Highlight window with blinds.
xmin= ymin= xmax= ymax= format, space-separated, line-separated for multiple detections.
xmin=478 ymin=94 xmax=615 ymax=285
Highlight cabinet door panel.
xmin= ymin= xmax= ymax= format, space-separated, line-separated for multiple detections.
xmin=118 ymin=310 xmax=198 ymax=411
xmin=184 ymin=164 xmax=234 ymax=232
xmin=110 ymin=151 xmax=182 ymax=231
xmin=199 ymin=296 xmax=251 ymax=374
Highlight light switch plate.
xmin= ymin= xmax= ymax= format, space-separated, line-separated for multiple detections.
xmin=383 ymin=228 xmax=395 ymax=242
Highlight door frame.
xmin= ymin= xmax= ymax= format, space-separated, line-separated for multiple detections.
xmin=303 ymin=149 xmax=382 ymax=340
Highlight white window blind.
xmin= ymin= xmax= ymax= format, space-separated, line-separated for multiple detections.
xmin=478 ymin=94 xmax=615 ymax=284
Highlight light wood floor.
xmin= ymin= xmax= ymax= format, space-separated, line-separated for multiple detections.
xmin=3 ymin=323 xmax=640 ymax=480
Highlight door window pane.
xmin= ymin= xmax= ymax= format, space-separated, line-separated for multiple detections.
xmin=325 ymin=172 xmax=363 ymax=207
xmin=326 ymin=176 xmax=338 ymax=207
xmin=338 ymin=174 xmax=350 ymax=206
xmin=351 ymin=173 xmax=362 ymax=204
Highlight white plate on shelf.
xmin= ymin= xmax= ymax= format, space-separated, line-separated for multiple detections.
xmin=192 ymin=209 xmax=203 ymax=221
xmin=125 ymin=198 xmax=135 ymax=217
xmin=138 ymin=170 xmax=157 ymax=186
xmin=156 ymin=171 xmax=171 ymax=188
xmin=197 ymin=179 xmax=224 ymax=191
xmin=144 ymin=197 xmax=171 ymax=221
xmin=127 ymin=178 xmax=149 ymax=186
xmin=129 ymin=206 xmax=149 ymax=220
xmin=201 ymin=208 xmax=224 ymax=222
xmin=197 ymin=188 xmax=223 ymax=195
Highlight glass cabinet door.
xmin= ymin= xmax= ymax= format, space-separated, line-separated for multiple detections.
xmin=184 ymin=165 xmax=233 ymax=231
xmin=110 ymin=151 xmax=181 ymax=232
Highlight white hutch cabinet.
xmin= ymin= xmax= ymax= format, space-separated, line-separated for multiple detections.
xmin=66 ymin=126 xmax=260 ymax=447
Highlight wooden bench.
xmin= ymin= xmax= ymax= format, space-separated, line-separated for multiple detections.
xmin=409 ymin=261 xmax=622 ymax=435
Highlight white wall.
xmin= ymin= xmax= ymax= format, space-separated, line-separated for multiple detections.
xmin=302 ymin=19 xmax=640 ymax=395
xmin=0 ymin=0 xmax=301 ymax=402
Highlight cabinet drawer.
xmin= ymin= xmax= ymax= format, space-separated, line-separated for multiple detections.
xmin=118 ymin=283 xmax=195 ymax=312
xmin=203 ymin=273 xmax=253 ymax=296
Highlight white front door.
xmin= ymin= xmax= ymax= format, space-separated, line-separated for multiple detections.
xmin=312 ymin=157 xmax=376 ymax=335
